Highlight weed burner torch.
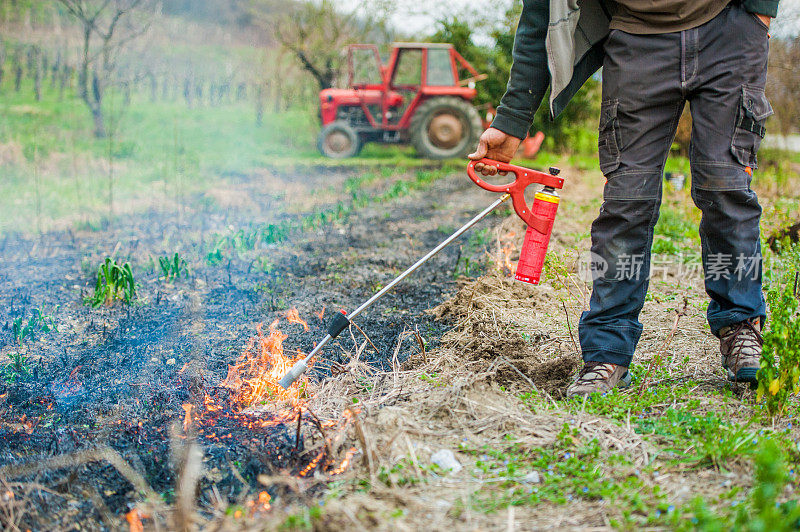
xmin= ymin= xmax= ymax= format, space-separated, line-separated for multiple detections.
xmin=277 ymin=159 xmax=564 ymax=389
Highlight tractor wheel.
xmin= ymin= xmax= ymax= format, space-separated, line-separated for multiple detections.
xmin=318 ymin=120 xmax=362 ymax=159
xmin=409 ymin=97 xmax=482 ymax=159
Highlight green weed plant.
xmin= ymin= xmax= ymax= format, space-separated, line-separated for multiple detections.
xmin=86 ymin=257 xmax=136 ymax=307
xmin=686 ymin=440 xmax=800 ymax=530
xmin=1 ymin=352 xmax=32 ymax=384
xmin=758 ymin=279 xmax=800 ymax=417
xmin=12 ymin=307 xmax=57 ymax=344
xmin=159 ymin=252 xmax=189 ymax=280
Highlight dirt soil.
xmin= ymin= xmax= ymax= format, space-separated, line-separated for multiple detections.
xmin=1 ymin=158 xmax=797 ymax=531
xmin=0 ymin=162 xmax=517 ymax=529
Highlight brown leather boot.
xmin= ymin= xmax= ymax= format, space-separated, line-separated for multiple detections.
xmin=719 ymin=318 xmax=762 ymax=384
xmin=566 ymin=362 xmax=631 ymax=397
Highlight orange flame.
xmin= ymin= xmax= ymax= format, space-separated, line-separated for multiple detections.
xmin=246 ymin=490 xmax=272 ymax=514
xmin=180 ymin=317 xmax=357 ymax=479
xmin=298 ymin=451 xmax=324 ymax=477
xmin=182 ymin=403 xmax=193 ymax=432
xmin=221 ymin=320 xmax=310 ymax=407
xmin=329 ymin=447 xmax=358 ymax=475
xmin=126 ymin=509 xmax=146 ymax=532
xmin=284 ymin=308 xmax=309 ymax=331
xmin=316 ymin=306 xmax=326 ymax=320
xmin=495 ymin=231 xmax=518 ymax=274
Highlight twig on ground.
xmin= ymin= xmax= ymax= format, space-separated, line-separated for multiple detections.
xmin=561 ymin=300 xmax=579 ymax=353
xmin=347 ymin=407 xmax=376 ymax=479
xmin=304 ymin=406 xmax=333 ymax=458
xmin=413 ymin=327 xmax=427 ymax=362
xmin=294 ymin=407 xmax=303 ymax=451
xmin=637 ymin=297 xmax=689 ymax=394
xmin=350 ymin=321 xmax=380 ymax=355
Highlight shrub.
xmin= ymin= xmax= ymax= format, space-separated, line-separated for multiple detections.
xmin=757 ymin=278 xmax=800 ymax=417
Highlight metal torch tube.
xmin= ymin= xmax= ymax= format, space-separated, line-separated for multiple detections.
xmin=279 ymin=193 xmax=510 ymax=388
xmin=347 ymin=193 xmax=510 ymax=321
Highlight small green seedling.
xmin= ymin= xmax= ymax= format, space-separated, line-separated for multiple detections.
xmin=2 ymin=352 xmax=31 ymax=383
xmin=159 ymin=252 xmax=189 ymax=280
xmin=12 ymin=307 xmax=58 ymax=344
xmin=86 ymin=257 xmax=136 ymax=307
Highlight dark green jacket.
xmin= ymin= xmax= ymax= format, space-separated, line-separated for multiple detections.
xmin=492 ymin=0 xmax=780 ymax=139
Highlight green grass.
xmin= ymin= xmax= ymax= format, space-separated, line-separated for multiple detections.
xmin=459 ymin=425 xmax=673 ymax=528
xmin=683 ymin=440 xmax=800 ymax=531
xmin=652 ymin=203 xmax=700 ymax=256
xmin=203 ymin=164 xmax=460 ymax=267
xmin=0 ymin=79 xmax=461 ymax=235
xmin=0 ymin=78 xmax=316 ymax=233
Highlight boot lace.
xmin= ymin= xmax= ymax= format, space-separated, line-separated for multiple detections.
xmin=722 ymin=319 xmax=762 ymax=366
xmin=576 ymin=362 xmax=615 ymax=385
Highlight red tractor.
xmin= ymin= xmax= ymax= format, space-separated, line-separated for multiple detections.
xmin=317 ymin=43 xmax=486 ymax=159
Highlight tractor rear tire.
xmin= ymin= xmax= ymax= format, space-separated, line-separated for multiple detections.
xmin=318 ymin=120 xmax=362 ymax=159
xmin=409 ymin=97 xmax=482 ymax=160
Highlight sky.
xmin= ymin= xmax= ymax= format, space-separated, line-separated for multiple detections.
xmin=334 ymin=0 xmax=514 ymax=39
xmin=334 ymin=0 xmax=800 ymax=39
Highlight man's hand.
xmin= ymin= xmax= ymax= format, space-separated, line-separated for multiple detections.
xmin=756 ymin=13 xmax=771 ymax=29
xmin=468 ymin=127 xmax=522 ymax=176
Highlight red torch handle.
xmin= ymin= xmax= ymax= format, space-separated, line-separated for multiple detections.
xmin=467 ymin=159 xmax=564 ymax=233
xmin=515 ymin=190 xmax=560 ymax=285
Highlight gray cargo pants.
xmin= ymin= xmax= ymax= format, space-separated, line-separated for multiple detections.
xmin=579 ymin=3 xmax=772 ymax=367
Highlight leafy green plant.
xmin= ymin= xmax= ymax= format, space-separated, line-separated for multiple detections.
xmin=86 ymin=257 xmax=136 ymax=307
xmin=453 ymin=255 xmax=479 ymax=278
xmin=757 ymin=279 xmax=800 ymax=417
xmin=686 ymin=440 xmax=800 ymax=530
xmin=2 ymin=352 xmax=32 ymax=383
xmin=11 ymin=307 xmax=57 ymax=344
xmin=158 ymin=252 xmax=189 ymax=280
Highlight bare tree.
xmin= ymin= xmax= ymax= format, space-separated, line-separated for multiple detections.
xmin=56 ymin=0 xmax=155 ymax=137
xmin=254 ymin=0 xmax=389 ymax=91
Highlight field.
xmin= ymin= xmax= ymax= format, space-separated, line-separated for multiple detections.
xmin=2 ymin=25 xmax=800 ymax=532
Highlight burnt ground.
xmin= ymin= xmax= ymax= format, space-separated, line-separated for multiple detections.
xmin=0 ymin=163 xmax=508 ymax=529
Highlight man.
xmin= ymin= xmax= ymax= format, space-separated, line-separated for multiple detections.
xmin=469 ymin=0 xmax=779 ymax=397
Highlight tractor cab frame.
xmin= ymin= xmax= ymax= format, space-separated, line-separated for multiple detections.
xmin=318 ymin=42 xmax=486 ymax=159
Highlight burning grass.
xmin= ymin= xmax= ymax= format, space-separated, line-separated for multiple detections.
xmin=0 ymin=305 xmax=373 ymax=530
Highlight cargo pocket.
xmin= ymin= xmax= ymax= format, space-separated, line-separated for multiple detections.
xmin=598 ymin=99 xmax=621 ymax=174
xmin=730 ymin=85 xmax=773 ymax=169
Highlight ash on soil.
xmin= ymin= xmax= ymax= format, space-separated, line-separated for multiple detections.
xmin=0 ymin=164 xmax=498 ymax=527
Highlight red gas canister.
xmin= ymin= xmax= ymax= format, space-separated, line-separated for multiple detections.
xmin=515 ymin=186 xmax=560 ymax=285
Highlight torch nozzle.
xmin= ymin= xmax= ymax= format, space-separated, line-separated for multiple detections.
xmin=276 ymin=334 xmax=333 ymax=389
xmin=278 ymin=360 xmax=308 ymax=389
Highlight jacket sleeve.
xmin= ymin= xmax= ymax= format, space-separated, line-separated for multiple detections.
xmin=490 ymin=0 xmax=551 ymax=140
xmin=742 ymin=0 xmax=779 ymax=18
